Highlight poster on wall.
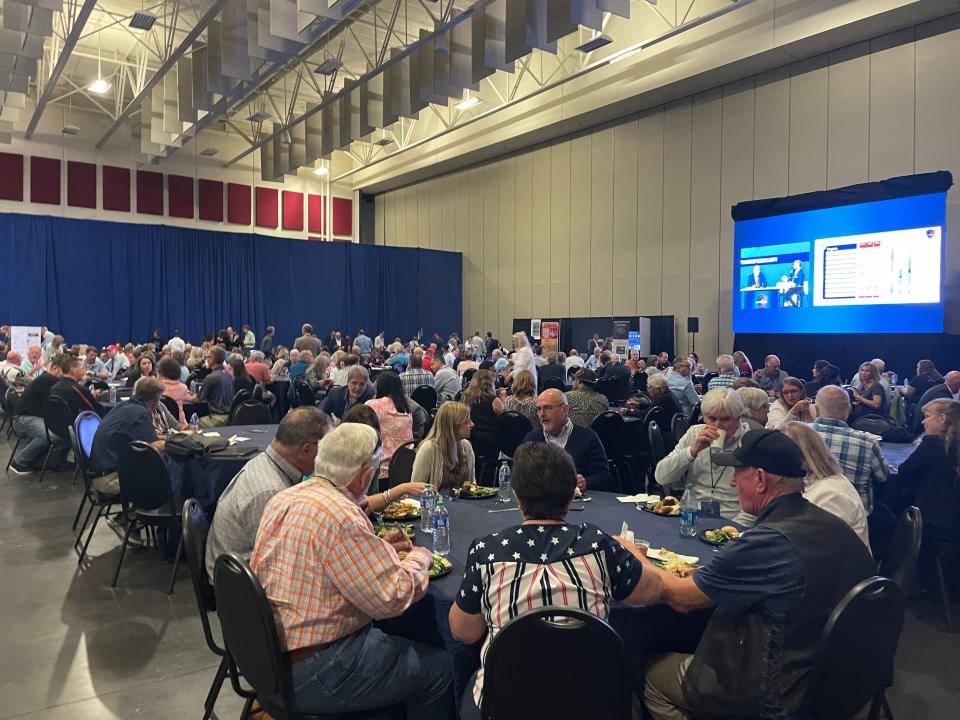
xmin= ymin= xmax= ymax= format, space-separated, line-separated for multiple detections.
xmin=10 ymin=326 xmax=41 ymax=358
xmin=531 ymin=319 xmax=542 ymax=340
xmin=541 ymin=321 xmax=559 ymax=355
xmin=612 ymin=319 xmax=630 ymax=340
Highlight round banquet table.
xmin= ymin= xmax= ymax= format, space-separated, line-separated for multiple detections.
xmin=165 ymin=424 xmax=278 ymax=506
xmin=380 ymin=490 xmax=735 ymax=711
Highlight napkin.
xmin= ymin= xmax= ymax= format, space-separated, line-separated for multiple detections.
xmin=202 ymin=432 xmax=221 ymax=438
xmin=617 ymin=493 xmax=652 ymax=503
xmin=228 ymin=435 xmax=250 ymax=445
xmin=619 ymin=521 xmax=635 ymax=545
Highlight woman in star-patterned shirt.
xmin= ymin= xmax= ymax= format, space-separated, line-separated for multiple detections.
xmin=448 ymin=442 xmax=659 ymax=719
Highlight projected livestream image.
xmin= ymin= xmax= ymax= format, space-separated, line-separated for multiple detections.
xmin=732 ymin=191 xmax=946 ymax=334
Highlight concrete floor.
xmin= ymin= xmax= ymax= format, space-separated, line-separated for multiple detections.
xmin=0 ymin=432 xmax=958 ymax=720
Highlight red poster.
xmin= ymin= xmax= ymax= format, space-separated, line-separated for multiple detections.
xmin=540 ymin=322 xmax=559 ymax=355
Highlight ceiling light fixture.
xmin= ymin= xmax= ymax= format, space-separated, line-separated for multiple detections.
xmin=129 ymin=10 xmax=158 ymax=31
xmin=88 ymin=78 xmax=111 ymax=94
xmin=575 ymin=34 xmax=613 ymax=54
xmin=454 ymin=95 xmax=481 ymax=111
xmin=313 ymin=165 xmax=329 ymax=177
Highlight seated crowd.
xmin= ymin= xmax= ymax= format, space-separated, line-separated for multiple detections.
xmin=2 ymin=322 xmax=956 ymax=719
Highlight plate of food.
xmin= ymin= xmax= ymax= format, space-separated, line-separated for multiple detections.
xmin=376 ymin=523 xmax=416 ymax=540
xmin=453 ymin=482 xmax=499 ymax=499
xmin=700 ymin=526 xmax=741 ymax=546
xmin=648 ymin=547 xmax=699 ymax=577
xmin=382 ymin=499 xmax=420 ymax=521
xmin=639 ymin=495 xmax=681 ymax=517
xmin=397 ymin=552 xmax=453 ymax=579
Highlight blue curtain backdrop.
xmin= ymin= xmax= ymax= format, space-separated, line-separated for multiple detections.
xmin=0 ymin=213 xmax=462 ymax=348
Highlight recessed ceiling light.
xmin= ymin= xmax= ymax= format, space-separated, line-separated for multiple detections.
xmin=247 ymin=110 xmax=271 ymax=123
xmin=88 ymin=78 xmax=111 ymax=94
xmin=314 ymin=58 xmax=343 ymax=76
xmin=199 ymin=147 xmax=219 ymax=157
xmin=313 ymin=166 xmax=329 ymax=176
xmin=454 ymin=96 xmax=480 ymax=111
xmin=576 ymin=34 xmax=613 ymax=54
xmin=129 ymin=10 xmax=157 ymax=31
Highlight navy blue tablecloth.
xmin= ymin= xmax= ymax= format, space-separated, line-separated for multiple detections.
xmin=381 ymin=490 xmax=731 ymax=710
xmin=166 ymin=424 xmax=277 ymax=506
xmin=268 ymin=378 xmax=290 ymax=421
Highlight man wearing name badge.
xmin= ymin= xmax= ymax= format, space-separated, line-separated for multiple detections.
xmin=205 ymin=407 xmax=332 ymax=576
xmin=322 ymin=366 xmax=375 ymax=419
xmin=621 ymin=428 xmax=874 ymax=720
xmin=522 ymin=388 xmax=613 ymax=492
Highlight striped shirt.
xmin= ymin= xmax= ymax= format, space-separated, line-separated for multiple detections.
xmin=455 ymin=522 xmax=641 ymax=706
xmin=400 ymin=367 xmax=435 ymax=397
xmin=251 ymin=479 xmax=432 ymax=651
xmin=707 ymin=373 xmax=737 ymax=391
xmin=812 ymin=417 xmax=888 ymax=514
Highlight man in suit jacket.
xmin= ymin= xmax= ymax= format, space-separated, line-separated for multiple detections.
xmin=598 ymin=353 xmax=631 ymax=387
xmin=537 ymin=353 xmax=568 ymax=392
xmin=522 ymin=389 xmax=613 ymax=492
xmin=321 ymin=366 xmax=375 ymax=419
xmin=913 ymin=371 xmax=960 ymax=433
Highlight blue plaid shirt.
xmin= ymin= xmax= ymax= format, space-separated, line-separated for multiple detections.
xmin=812 ymin=417 xmax=888 ymax=514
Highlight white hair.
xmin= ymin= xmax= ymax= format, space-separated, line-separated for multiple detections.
xmin=737 ymin=387 xmax=769 ymax=418
xmin=346 ymin=365 xmax=369 ymax=381
xmin=716 ymin=354 xmax=735 ymax=374
xmin=700 ymin=388 xmax=744 ymax=418
xmin=249 ymin=350 xmax=264 ymax=362
xmin=647 ymin=373 xmax=667 ymax=391
xmin=314 ymin=424 xmax=382 ymax=489
xmin=815 ymin=386 xmax=852 ymax=420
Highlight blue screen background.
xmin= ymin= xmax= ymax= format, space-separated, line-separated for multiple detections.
xmin=732 ymin=192 xmax=946 ymax=334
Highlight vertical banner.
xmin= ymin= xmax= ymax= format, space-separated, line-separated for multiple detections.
xmin=530 ymin=319 xmax=542 ymax=340
xmin=10 ymin=326 xmax=41 ymax=357
xmin=540 ymin=321 xmax=559 ymax=355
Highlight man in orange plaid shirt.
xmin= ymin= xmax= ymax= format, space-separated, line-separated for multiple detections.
xmin=252 ymin=423 xmax=453 ymax=718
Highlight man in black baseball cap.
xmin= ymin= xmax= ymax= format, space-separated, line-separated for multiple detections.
xmin=616 ymin=428 xmax=874 ymax=720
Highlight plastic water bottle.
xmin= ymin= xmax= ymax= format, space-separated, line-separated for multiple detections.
xmin=420 ymin=483 xmax=436 ymax=533
xmin=108 ymin=386 xmax=116 ymax=404
xmin=432 ymin=496 xmax=450 ymax=556
xmin=680 ymin=489 xmax=697 ymax=537
xmin=189 ymin=413 xmax=200 ymax=432
xmin=497 ymin=462 xmax=512 ymax=504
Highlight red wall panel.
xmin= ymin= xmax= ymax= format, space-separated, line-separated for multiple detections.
xmin=0 ymin=153 xmax=24 ymax=201
xmin=30 ymin=156 xmax=61 ymax=205
xmin=227 ymin=183 xmax=251 ymax=225
xmin=168 ymin=174 xmax=194 ymax=218
xmin=102 ymin=165 xmax=131 ymax=211
xmin=66 ymin=161 xmax=96 ymax=208
xmin=307 ymin=193 xmax=324 ymax=234
xmin=198 ymin=180 xmax=224 ymax=222
xmin=255 ymin=187 xmax=279 ymax=229
xmin=282 ymin=190 xmax=304 ymax=230
xmin=332 ymin=196 xmax=352 ymax=236
xmin=136 ymin=170 xmax=164 ymax=215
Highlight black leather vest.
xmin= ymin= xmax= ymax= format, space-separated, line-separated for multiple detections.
xmin=682 ymin=493 xmax=874 ymax=719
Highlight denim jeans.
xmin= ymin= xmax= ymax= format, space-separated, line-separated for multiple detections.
xmin=13 ymin=415 xmax=68 ymax=468
xmin=290 ymin=625 xmax=453 ymax=720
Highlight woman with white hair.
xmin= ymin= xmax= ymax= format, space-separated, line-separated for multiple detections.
xmin=508 ymin=331 xmax=537 ymax=386
xmin=737 ymin=386 xmax=771 ymax=430
xmin=778 ymin=422 xmax=870 ymax=550
xmin=654 ymin=388 xmax=755 ymax=526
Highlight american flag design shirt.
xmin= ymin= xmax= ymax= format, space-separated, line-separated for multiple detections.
xmin=455 ymin=521 xmax=642 ymax=707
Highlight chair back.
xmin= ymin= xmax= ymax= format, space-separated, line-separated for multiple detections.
xmin=851 ymin=414 xmax=895 ymax=436
xmin=387 ymin=442 xmax=417 ymax=489
xmin=214 ymin=553 xmax=292 ymax=712
xmin=700 ymin=371 xmax=718 ymax=391
xmin=44 ymin=395 xmax=75 ymax=440
xmin=495 ymin=411 xmax=534 ymax=459
xmin=290 ymin=376 xmax=315 ymax=408
xmin=481 ymin=606 xmax=632 ymax=720
xmin=671 ymin=413 xmax=689 ymax=442
xmin=806 ymin=577 xmax=904 ymax=719
xmin=879 ymin=506 xmax=923 ymax=590
xmin=182 ymin=499 xmax=222 ymax=654
xmin=117 ymin=441 xmax=176 ymax=514
xmin=160 ymin=396 xmax=180 ymax=419
xmin=541 ymin=376 xmax=567 ymax=392
xmin=462 ymin=368 xmax=477 ymax=387
xmin=688 ymin=401 xmax=703 ymax=425
xmin=867 ymin=502 xmax=899 ymax=566
xmin=591 ymin=411 xmax=631 ymax=460
xmin=229 ymin=388 xmax=252 ymax=414
xmin=73 ymin=411 xmax=101 ymax=475
xmin=230 ymin=400 xmax=273 ymax=425
xmin=410 ymin=384 xmax=438 ymax=413
xmin=648 ymin=421 xmax=667 ymax=469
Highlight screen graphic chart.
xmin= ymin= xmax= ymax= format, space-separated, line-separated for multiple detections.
xmin=732 ymin=190 xmax=946 ymax=334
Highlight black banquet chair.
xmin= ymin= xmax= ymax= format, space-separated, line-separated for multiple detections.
xmin=480 ymin=606 xmax=632 ymax=720
xmin=113 ymin=441 xmax=185 ymax=594
xmin=4 ymin=389 xmax=24 ymax=468
xmin=494 ymin=411 xmax=533 ymax=459
xmin=72 ymin=411 xmax=121 ymax=566
xmin=387 ymin=442 xmax=417 ymax=490
xmin=540 ymin=376 xmax=566 ymax=393
xmin=805 ymin=577 xmax=904 ymax=720
xmin=38 ymin=395 xmax=75 ymax=483
xmin=410 ymin=385 xmax=438 ymax=414
xmin=290 ymin=377 xmax=316 ymax=408
xmin=647 ymin=420 xmax=668 ymax=492
xmin=213 ymin=553 xmax=397 ymax=720
xmin=590 ymin=412 xmax=635 ymax=493
xmin=670 ymin=413 xmax=689 ymax=443
xmin=230 ymin=400 xmax=273 ymax=426
xmin=878 ymin=506 xmax=923 ymax=591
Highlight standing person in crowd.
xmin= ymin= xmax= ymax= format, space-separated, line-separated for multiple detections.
xmin=450 ymin=442 xmax=658 ymax=720
xmin=168 ymin=330 xmax=185 ymax=354
xmin=766 ymin=377 xmax=817 ymax=429
xmin=501 ymin=369 xmax=540 ymax=430
xmin=354 ymin=329 xmax=373 ymax=357
xmin=410 ymin=402 xmax=476 ymax=491
xmin=365 ymin=371 xmax=414 ymax=492
xmin=779 ymin=421 xmax=870 ymax=549
xmin=431 ymin=354 xmax=462 ymax=403
xmin=241 ymin=324 xmax=256 ymax=356
xmin=707 ymin=355 xmax=738 ymax=391
xmin=509 ymin=331 xmax=537 ymax=385
xmin=294 ymin=323 xmax=323 ymax=357
xmin=462 ymin=369 xmax=503 ymax=461
xmin=157 ymin=356 xmax=191 ymax=426
xmin=654 ymin=388 xmax=754 ymax=525
xmin=322 ymin=366 xmax=375 ymax=419
xmin=260 ymin=326 xmax=275 ymax=359
xmin=8 ymin=360 xmax=67 ymax=475
xmin=812 ymin=386 xmax=888 ymax=514
xmin=374 ymin=331 xmax=386 ymax=352
xmin=849 ymin=361 xmax=888 ymax=423
xmin=732 ymin=350 xmax=753 ymax=378
xmin=667 ymin=356 xmax=700 ymax=419
xmin=251 ymin=423 xmax=453 ymax=718
xmin=197 ymin=346 xmax=234 ymax=427
xmin=565 ymin=369 xmax=608 ymax=428
xmin=754 ymin=354 xmax=787 ymax=396
xmin=125 ymin=354 xmax=156 ymax=388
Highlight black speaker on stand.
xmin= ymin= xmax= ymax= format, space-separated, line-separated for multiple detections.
xmin=687 ymin=317 xmax=699 ymax=354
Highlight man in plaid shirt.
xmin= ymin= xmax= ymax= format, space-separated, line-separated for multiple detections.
xmin=401 ymin=351 xmax=435 ymax=397
xmin=812 ymin=386 xmax=889 ymax=514
xmin=251 ymin=423 xmax=453 ymax=718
